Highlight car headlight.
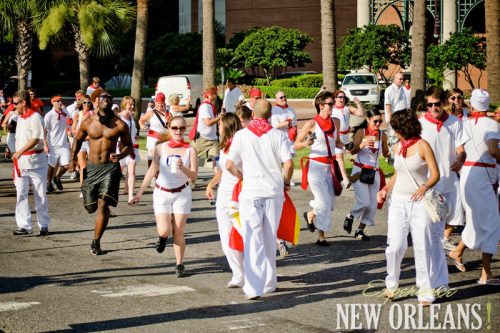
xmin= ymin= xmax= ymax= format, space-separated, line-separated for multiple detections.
xmin=370 ymin=87 xmax=378 ymax=95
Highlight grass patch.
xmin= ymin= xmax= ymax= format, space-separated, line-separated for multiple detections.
xmin=293 ymin=147 xmax=394 ymax=176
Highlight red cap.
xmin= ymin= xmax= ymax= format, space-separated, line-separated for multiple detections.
xmin=155 ymin=92 xmax=166 ymax=102
xmin=249 ymin=88 xmax=262 ymax=98
xmin=51 ymin=96 xmax=63 ymax=103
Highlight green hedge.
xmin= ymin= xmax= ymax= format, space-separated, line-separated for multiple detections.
xmin=107 ymin=88 xmax=156 ymax=98
xmin=252 ymin=78 xmax=269 ymax=86
xmin=295 ymin=74 xmax=323 ymax=88
xmin=256 ymin=86 xmax=319 ymax=99
xmin=270 ymin=78 xmax=297 ymax=87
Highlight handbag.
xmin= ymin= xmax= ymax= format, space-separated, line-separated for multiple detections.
xmin=359 ymin=168 xmax=376 ymax=184
xmin=401 ymin=156 xmax=450 ymax=223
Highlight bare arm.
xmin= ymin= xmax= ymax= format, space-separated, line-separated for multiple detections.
xmin=139 ymin=110 xmax=153 ymax=129
xmin=283 ymin=159 xmax=294 ymax=191
xmin=206 ymin=169 xmax=222 ymax=200
xmin=451 ymin=145 xmax=466 ymax=172
xmin=349 ymin=97 xmax=365 ymax=117
xmin=381 ymin=133 xmax=390 ymax=157
xmin=178 ymin=147 xmax=198 ymax=181
xmin=349 ymin=129 xmax=365 ymax=155
xmin=293 ymin=120 xmax=315 ymax=150
xmin=203 ymin=116 xmax=221 ymax=127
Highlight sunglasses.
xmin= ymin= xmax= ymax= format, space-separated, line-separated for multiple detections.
xmin=450 ymin=95 xmax=462 ymax=101
xmin=278 ymin=96 xmax=287 ymax=100
xmin=426 ymin=102 xmax=442 ymax=108
xmin=171 ymin=126 xmax=186 ymax=131
xmin=99 ymin=95 xmax=113 ymax=100
xmin=82 ymin=101 xmax=91 ymax=105
xmin=322 ymin=102 xmax=335 ymax=107
xmin=54 ymin=100 xmax=63 ymax=103
xmin=13 ymin=100 xmax=22 ymax=105
xmin=373 ymin=120 xmax=383 ymax=124
xmin=335 ymin=96 xmax=345 ymax=99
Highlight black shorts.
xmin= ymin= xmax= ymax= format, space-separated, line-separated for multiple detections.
xmin=82 ymin=162 xmax=122 ymax=213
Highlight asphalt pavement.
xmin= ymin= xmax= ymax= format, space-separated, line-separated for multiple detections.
xmin=0 ymin=106 xmax=499 ymax=332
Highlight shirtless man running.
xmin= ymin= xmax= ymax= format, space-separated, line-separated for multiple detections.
xmin=69 ymin=91 xmax=132 ymax=255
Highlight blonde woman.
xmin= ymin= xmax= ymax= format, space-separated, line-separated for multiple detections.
xmin=168 ymin=94 xmax=191 ymax=117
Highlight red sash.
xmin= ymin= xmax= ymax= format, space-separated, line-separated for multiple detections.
xmin=12 ymin=150 xmax=44 ymax=180
xmin=463 ymin=161 xmax=496 ymax=168
xmin=300 ymin=156 xmax=334 ymax=190
xmin=188 ymin=101 xmax=216 ymax=140
xmin=148 ymin=129 xmax=163 ymax=139
xmin=351 ymin=160 xmax=387 ymax=208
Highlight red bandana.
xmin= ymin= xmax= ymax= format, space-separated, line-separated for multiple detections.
xmin=168 ymin=138 xmax=190 ymax=148
xmin=424 ymin=111 xmax=449 ymax=132
xmin=274 ymin=103 xmax=289 ymax=109
xmin=314 ymin=115 xmax=334 ymax=136
xmin=365 ymin=126 xmax=379 ymax=137
xmin=247 ymin=118 xmax=273 ymax=137
xmin=470 ymin=112 xmax=486 ymax=124
xmin=56 ymin=110 xmax=67 ymax=120
xmin=223 ymin=138 xmax=233 ymax=153
xmin=20 ymin=108 xmax=36 ymax=119
xmin=399 ymin=136 xmax=421 ymax=158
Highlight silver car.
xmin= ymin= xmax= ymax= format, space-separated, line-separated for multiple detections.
xmin=340 ymin=73 xmax=381 ymax=106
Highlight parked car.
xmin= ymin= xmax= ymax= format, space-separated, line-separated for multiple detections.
xmin=155 ymin=74 xmax=203 ymax=115
xmin=340 ymin=73 xmax=381 ymax=106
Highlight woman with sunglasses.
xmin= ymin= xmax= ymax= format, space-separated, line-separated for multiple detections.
xmin=117 ymin=96 xmax=140 ymax=202
xmin=343 ymin=109 xmax=389 ymax=241
xmin=331 ymin=90 xmax=365 ymax=188
xmin=447 ymin=88 xmax=469 ymax=120
xmin=377 ymin=109 xmax=440 ymax=306
xmin=206 ymin=113 xmax=245 ymax=288
xmin=72 ymin=95 xmax=93 ymax=192
xmin=294 ymin=91 xmax=343 ymax=246
xmin=131 ymin=116 xmax=198 ymax=277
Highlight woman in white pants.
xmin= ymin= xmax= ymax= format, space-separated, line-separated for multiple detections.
xmin=344 ymin=109 xmax=389 ymax=240
xmin=131 ymin=116 xmax=198 ymax=277
xmin=294 ymin=91 xmax=343 ymax=246
xmin=118 ymin=96 xmax=140 ymax=202
xmin=206 ymin=113 xmax=244 ymax=288
xmin=377 ymin=109 xmax=440 ymax=306
xmin=72 ymin=95 xmax=93 ymax=189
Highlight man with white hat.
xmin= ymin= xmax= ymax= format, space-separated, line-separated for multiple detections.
xmin=449 ymin=89 xmax=500 ymax=285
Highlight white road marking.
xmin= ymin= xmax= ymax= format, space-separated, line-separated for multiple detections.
xmin=0 ymin=301 xmax=40 ymax=312
xmin=91 ymin=283 xmax=195 ymax=298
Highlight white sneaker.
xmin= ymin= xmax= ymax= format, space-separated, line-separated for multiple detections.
xmin=79 ymin=192 xmax=83 ymax=198
xmin=69 ymin=171 xmax=77 ymax=180
xmin=442 ymin=237 xmax=457 ymax=251
xmin=278 ymin=242 xmax=289 ymax=258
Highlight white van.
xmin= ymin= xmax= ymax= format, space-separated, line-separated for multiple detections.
xmin=155 ymin=74 xmax=203 ymax=116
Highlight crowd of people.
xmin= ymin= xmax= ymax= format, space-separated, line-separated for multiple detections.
xmin=1 ymin=75 xmax=499 ymax=302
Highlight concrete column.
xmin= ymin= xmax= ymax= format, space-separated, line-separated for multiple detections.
xmin=357 ymin=0 xmax=371 ymax=27
xmin=442 ymin=0 xmax=457 ymax=88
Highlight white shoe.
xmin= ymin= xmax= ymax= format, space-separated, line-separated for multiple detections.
xmin=79 ymin=192 xmax=83 ymax=198
xmin=69 ymin=171 xmax=77 ymax=180
xmin=442 ymin=237 xmax=457 ymax=251
xmin=278 ymin=242 xmax=289 ymax=258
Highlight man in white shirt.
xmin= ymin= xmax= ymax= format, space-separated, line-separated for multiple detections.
xmin=222 ymin=78 xmax=244 ymax=113
xmin=271 ymin=90 xmax=297 ymax=138
xmin=45 ymin=94 xmax=71 ymax=193
xmin=227 ymin=99 xmax=294 ymax=300
xmin=245 ymin=88 xmax=262 ymax=111
xmin=12 ymin=91 xmax=51 ymax=236
xmin=195 ymin=87 xmax=221 ymax=166
xmin=384 ymin=72 xmax=408 ymax=157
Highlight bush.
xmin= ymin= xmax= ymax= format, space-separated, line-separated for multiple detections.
xmin=256 ymin=86 xmax=319 ymax=99
xmin=270 ymin=78 xmax=297 ymax=87
xmin=252 ymin=78 xmax=269 ymax=86
xmin=295 ymin=74 xmax=323 ymax=88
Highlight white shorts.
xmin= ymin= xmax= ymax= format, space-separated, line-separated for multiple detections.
xmin=48 ymin=146 xmax=71 ymax=167
xmin=153 ymin=186 xmax=192 ymax=215
xmin=146 ymin=136 xmax=159 ymax=160
xmin=120 ymin=148 xmax=141 ymax=166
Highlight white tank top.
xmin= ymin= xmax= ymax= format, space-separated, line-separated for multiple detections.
xmin=331 ymin=106 xmax=350 ymax=144
xmin=149 ymin=110 xmax=168 ymax=133
xmin=218 ymin=148 xmax=239 ymax=194
xmin=120 ymin=115 xmax=138 ymax=145
xmin=393 ymin=141 xmax=428 ymax=197
xmin=356 ymin=131 xmax=382 ymax=167
xmin=309 ymin=121 xmax=337 ymax=158
xmin=157 ymin=143 xmax=190 ymax=188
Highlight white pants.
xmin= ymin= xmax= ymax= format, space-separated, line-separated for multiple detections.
xmin=48 ymin=146 xmax=71 ymax=167
xmin=239 ymin=194 xmax=284 ymax=297
xmin=216 ymin=191 xmax=244 ymax=286
xmin=308 ymin=160 xmax=335 ymax=232
xmin=443 ymin=181 xmax=465 ymax=226
xmin=146 ymin=136 xmax=159 ymax=160
xmin=7 ymin=133 xmax=16 ymax=153
xmin=350 ymin=165 xmax=380 ymax=226
xmin=385 ymin=196 xmax=435 ymax=303
xmin=14 ymin=166 xmax=51 ymax=231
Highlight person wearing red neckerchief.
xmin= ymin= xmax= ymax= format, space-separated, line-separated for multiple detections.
xmin=377 ymin=109 xmax=440 ymax=306
xmin=294 ymin=90 xmax=344 ymax=247
xmin=11 ymin=91 xmax=51 ymax=236
xmin=449 ymin=89 xmax=500 ymax=286
xmin=447 ymin=88 xmax=469 ymax=121
xmin=131 ymin=116 xmax=198 ymax=278
xmin=205 ymin=113 xmax=244 ymax=288
xmin=343 ymin=109 xmax=390 ymax=241
xmin=86 ymin=76 xmax=101 ymax=96
xmin=28 ymin=88 xmax=45 ymax=115
xmin=245 ymin=87 xmax=262 ymax=111
xmin=226 ymin=99 xmax=293 ymax=300
xmin=420 ymin=86 xmax=468 ymax=291
xmin=44 ymin=94 xmax=71 ymax=194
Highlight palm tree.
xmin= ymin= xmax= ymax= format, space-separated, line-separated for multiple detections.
xmin=131 ymin=0 xmax=149 ymax=119
xmin=0 ymin=0 xmax=47 ymax=91
xmin=485 ymin=0 xmax=499 ymax=103
xmin=202 ymin=0 xmax=216 ymax=88
xmin=320 ymin=0 xmax=337 ymax=91
xmin=410 ymin=0 xmax=426 ymax=102
xmin=38 ymin=0 xmax=135 ymax=90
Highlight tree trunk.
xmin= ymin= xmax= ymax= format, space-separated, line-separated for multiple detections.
xmin=15 ymin=19 xmax=33 ymax=92
xmin=485 ymin=0 xmax=500 ymax=103
xmin=131 ymin=0 xmax=149 ymax=120
xmin=411 ymin=0 xmax=426 ymax=107
xmin=321 ymin=0 xmax=337 ymax=91
xmin=202 ymin=0 xmax=216 ymax=89
xmin=74 ymin=27 xmax=90 ymax=91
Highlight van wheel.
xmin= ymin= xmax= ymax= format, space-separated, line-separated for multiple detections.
xmin=193 ymin=99 xmax=201 ymax=116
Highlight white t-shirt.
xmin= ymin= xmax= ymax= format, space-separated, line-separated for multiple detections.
xmin=463 ymin=116 xmax=500 ymax=165
xmin=44 ymin=108 xmax=70 ymax=148
xmin=15 ymin=111 xmax=47 ymax=169
xmin=228 ymin=127 xmax=292 ymax=199
xmin=403 ymin=86 xmax=411 ymax=106
xmin=420 ymin=114 xmax=469 ymax=193
xmin=197 ymin=103 xmax=217 ymax=140
xmin=222 ymin=87 xmax=244 ymax=113
xmin=384 ymin=84 xmax=408 ymax=119
xmin=66 ymin=102 xmax=79 ymax=118
xmin=218 ymin=148 xmax=240 ymax=194
xmin=270 ymin=105 xmax=297 ymax=135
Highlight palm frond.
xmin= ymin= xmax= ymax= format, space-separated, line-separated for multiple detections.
xmin=38 ymin=4 xmax=68 ymax=49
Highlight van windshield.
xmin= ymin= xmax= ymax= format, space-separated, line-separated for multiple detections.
xmin=344 ymin=75 xmax=376 ymax=85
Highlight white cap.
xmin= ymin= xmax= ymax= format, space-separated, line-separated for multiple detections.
xmin=470 ymin=89 xmax=490 ymax=112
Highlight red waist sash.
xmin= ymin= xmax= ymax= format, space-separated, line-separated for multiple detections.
xmin=148 ymin=129 xmax=164 ymax=139
xmin=300 ymin=156 xmax=335 ymax=190
xmin=463 ymin=161 xmax=496 ymax=168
